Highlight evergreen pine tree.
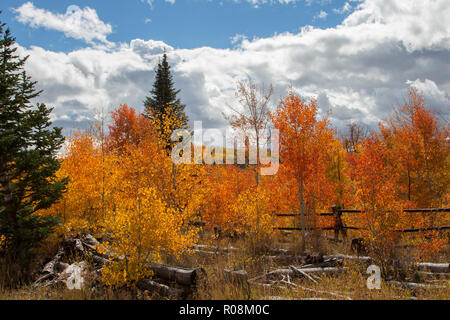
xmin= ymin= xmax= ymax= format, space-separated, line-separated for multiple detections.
xmin=144 ymin=53 xmax=188 ymax=137
xmin=0 ymin=14 xmax=67 ymax=276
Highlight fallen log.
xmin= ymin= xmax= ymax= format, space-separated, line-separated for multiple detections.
xmin=192 ymin=244 xmax=240 ymax=253
xmin=137 ymin=279 xmax=184 ymax=298
xmin=149 ymin=263 xmax=205 ymax=287
xmin=299 ymin=258 xmax=342 ymax=269
xmin=417 ymin=262 xmax=449 ymax=273
xmin=80 ymin=233 xmax=100 ymax=250
xmin=268 ymin=252 xmax=324 ymax=265
xmin=42 ymin=247 xmax=65 ymax=274
xmin=193 ymin=249 xmax=222 ymax=257
xmin=223 ymin=269 xmax=249 ymax=285
xmin=323 ymin=254 xmax=373 ymax=264
xmin=267 ymin=267 xmax=346 ymax=280
xmin=92 ymin=255 xmax=110 ymax=268
xmin=296 ymin=267 xmax=347 ymax=275
xmin=289 ymin=266 xmax=317 ymax=283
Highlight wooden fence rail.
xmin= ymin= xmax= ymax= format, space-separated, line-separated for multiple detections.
xmin=275 ymin=206 xmax=450 ymax=241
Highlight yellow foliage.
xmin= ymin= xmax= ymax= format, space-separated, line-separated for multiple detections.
xmin=99 ymin=187 xmax=198 ymax=287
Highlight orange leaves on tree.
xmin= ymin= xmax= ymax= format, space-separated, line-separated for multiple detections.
xmin=270 ymin=90 xmax=335 ymax=247
xmin=380 ymin=88 xmax=449 ymax=207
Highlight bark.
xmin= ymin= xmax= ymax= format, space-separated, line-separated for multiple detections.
xmin=224 ymin=269 xmax=248 ymax=285
xmin=267 ymin=267 xmax=346 ymax=280
xmin=149 ymin=263 xmax=205 ymax=287
xmin=298 ymin=178 xmax=306 ymax=252
xmin=323 ymin=254 xmax=374 ymax=264
xmin=417 ymin=262 xmax=449 ymax=273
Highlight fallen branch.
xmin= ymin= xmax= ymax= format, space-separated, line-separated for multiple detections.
xmin=289 ymin=266 xmax=318 ymax=283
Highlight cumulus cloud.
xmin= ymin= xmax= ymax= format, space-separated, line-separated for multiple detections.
xmin=15 ymin=0 xmax=450 ymax=134
xmin=14 ymin=2 xmax=113 ymax=45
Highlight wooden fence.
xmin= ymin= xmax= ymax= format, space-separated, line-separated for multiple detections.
xmin=275 ymin=206 xmax=450 ymax=241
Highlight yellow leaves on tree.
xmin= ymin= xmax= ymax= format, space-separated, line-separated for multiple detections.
xmin=232 ymin=184 xmax=277 ymax=239
xmin=99 ymin=187 xmax=197 ymax=287
xmin=40 ymin=130 xmax=115 ymax=233
xmin=40 ymin=87 xmax=449 ymax=280
xmin=42 ymin=105 xmax=200 ymax=287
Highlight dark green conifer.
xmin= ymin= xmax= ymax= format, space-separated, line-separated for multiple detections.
xmin=144 ymin=53 xmax=188 ymax=132
xmin=0 ymin=14 xmax=67 ymax=277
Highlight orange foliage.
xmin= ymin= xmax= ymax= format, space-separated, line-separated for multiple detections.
xmin=270 ymin=91 xmax=336 ymax=245
xmin=39 ymin=88 xmax=449 ymax=281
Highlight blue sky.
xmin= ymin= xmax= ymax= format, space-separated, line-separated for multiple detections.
xmin=2 ymin=0 xmax=351 ymax=51
xmin=1 ymin=0 xmax=449 ymax=134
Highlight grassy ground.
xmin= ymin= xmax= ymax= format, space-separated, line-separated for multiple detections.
xmin=1 ymin=232 xmax=449 ymax=300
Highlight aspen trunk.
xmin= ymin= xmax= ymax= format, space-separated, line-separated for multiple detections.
xmin=298 ymin=178 xmax=306 ymax=252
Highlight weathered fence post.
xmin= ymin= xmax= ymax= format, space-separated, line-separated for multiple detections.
xmin=332 ymin=206 xmax=346 ymax=241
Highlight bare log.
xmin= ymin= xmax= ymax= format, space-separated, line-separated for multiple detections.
xmin=289 ymin=266 xmax=317 ymax=283
xmin=323 ymin=254 xmax=373 ymax=264
xmin=267 ymin=267 xmax=346 ymax=280
xmin=223 ymin=269 xmax=249 ymax=285
xmin=192 ymin=245 xmax=240 ymax=254
xmin=149 ymin=263 xmax=205 ymax=287
xmin=92 ymin=255 xmax=110 ymax=268
xmin=193 ymin=249 xmax=222 ymax=257
xmin=299 ymin=258 xmax=342 ymax=269
xmin=417 ymin=262 xmax=449 ymax=273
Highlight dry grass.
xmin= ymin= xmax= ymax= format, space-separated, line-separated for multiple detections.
xmin=168 ymin=232 xmax=450 ymax=300
xmin=1 ymin=232 xmax=449 ymax=300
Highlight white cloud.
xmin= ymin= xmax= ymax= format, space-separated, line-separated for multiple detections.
xmin=140 ymin=0 xmax=176 ymax=7
xmin=15 ymin=0 xmax=450 ymax=133
xmin=333 ymin=2 xmax=352 ymax=14
xmin=230 ymin=34 xmax=248 ymax=45
xmin=314 ymin=10 xmax=328 ymax=20
xmin=14 ymin=2 xmax=113 ymax=46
